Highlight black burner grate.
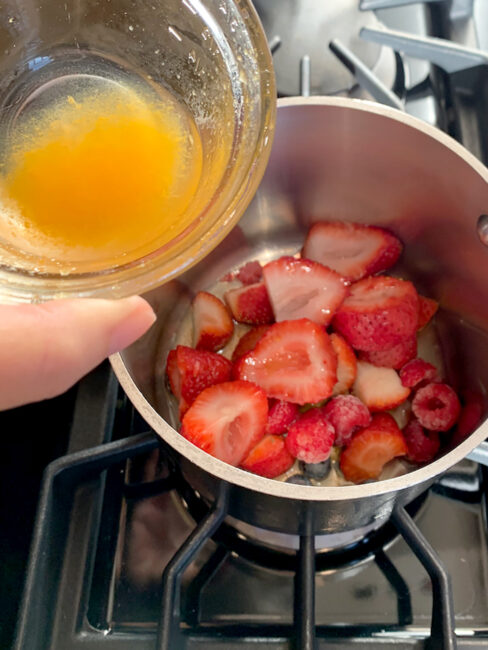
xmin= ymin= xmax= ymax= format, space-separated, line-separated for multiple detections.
xmin=13 ymin=366 xmax=488 ymax=650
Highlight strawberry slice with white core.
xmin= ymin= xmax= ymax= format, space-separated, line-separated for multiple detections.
xmin=302 ymin=221 xmax=402 ymax=282
xmin=166 ymin=345 xmax=233 ymax=418
xmin=339 ymin=413 xmax=408 ymax=483
xmin=192 ymin=291 xmax=234 ymax=352
xmin=332 ymin=276 xmax=419 ymax=351
xmin=224 ymin=281 xmax=274 ymax=325
xmin=181 ymin=380 xmax=268 ymax=466
xmin=330 ymin=332 xmax=357 ymax=395
xmin=353 ymin=361 xmax=410 ymax=411
xmin=262 ymin=256 xmax=348 ymax=326
xmin=235 ymin=319 xmax=337 ymax=405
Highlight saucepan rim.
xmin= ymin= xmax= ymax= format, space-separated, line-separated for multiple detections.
xmin=111 ymin=95 xmax=488 ymax=503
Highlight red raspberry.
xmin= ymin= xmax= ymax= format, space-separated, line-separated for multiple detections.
xmin=285 ymin=409 xmax=335 ymax=464
xmin=237 ymin=260 xmax=263 ymax=285
xmin=265 ymin=399 xmax=299 ymax=435
xmin=411 ymin=383 xmax=461 ymax=431
xmin=323 ymin=395 xmax=371 ymax=446
xmin=399 ymin=359 xmax=438 ymax=388
xmin=403 ymin=417 xmax=440 ymax=464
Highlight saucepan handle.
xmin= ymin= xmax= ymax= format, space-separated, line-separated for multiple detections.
xmin=466 ymin=441 xmax=488 ymax=466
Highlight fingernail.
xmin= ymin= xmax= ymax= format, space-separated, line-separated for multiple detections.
xmin=108 ymin=296 xmax=156 ymax=355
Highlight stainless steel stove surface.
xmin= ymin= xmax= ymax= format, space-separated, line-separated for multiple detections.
xmin=5 ymin=1 xmax=488 ymax=649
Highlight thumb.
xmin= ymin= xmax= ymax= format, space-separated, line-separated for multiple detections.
xmin=0 ymin=296 xmax=156 ymax=410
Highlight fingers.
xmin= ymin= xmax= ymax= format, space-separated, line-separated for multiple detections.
xmin=0 ymin=297 xmax=156 ymax=410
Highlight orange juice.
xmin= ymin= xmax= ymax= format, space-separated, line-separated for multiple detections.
xmin=0 ymin=85 xmax=203 ymax=267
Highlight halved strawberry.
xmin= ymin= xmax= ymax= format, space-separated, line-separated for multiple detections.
xmin=181 ymin=380 xmax=268 ymax=466
xmin=352 ymin=361 xmax=410 ymax=411
xmin=359 ymin=336 xmax=417 ymax=370
xmin=241 ymin=434 xmax=295 ymax=478
xmin=237 ymin=260 xmax=263 ymax=285
xmin=323 ymin=395 xmax=371 ymax=446
xmin=302 ymin=221 xmax=402 ymax=282
xmin=262 ymin=256 xmax=348 ymax=326
xmin=339 ymin=413 xmax=408 ymax=483
xmin=265 ymin=399 xmax=299 ymax=435
xmin=166 ymin=345 xmax=233 ymax=418
xmin=330 ymin=333 xmax=357 ymax=395
xmin=417 ymin=295 xmax=439 ymax=330
xmin=399 ymin=358 xmax=438 ymax=388
xmin=403 ymin=417 xmax=440 ymax=464
xmin=411 ymin=383 xmax=460 ymax=432
xmin=231 ymin=325 xmax=270 ymax=363
xmin=224 ymin=282 xmax=274 ymax=325
xmin=332 ymin=276 xmax=419 ymax=351
xmin=192 ymin=291 xmax=234 ymax=352
xmin=234 ymin=319 xmax=337 ymax=405
xmin=285 ymin=408 xmax=336 ymax=464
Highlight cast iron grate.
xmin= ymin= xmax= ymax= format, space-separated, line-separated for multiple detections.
xmin=13 ymin=365 xmax=488 ymax=650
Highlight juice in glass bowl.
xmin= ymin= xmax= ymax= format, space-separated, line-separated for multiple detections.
xmin=0 ymin=77 xmax=205 ymax=267
xmin=0 ymin=0 xmax=276 ymax=302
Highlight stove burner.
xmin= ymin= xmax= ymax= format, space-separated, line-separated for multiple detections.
xmin=254 ymin=0 xmax=394 ymax=95
xmin=178 ymin=477 xmax=428 ymax=572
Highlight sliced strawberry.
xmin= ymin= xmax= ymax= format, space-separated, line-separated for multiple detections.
xmin=302 ymin=221 xmax=402 ymax=282
xmin=339 ymin=413 xmax=407 ymax=483
xmin=359 ymin=336 xmax=417 ymax=370
xmin=332 ymin=276 xmax=419 ymax=351
xmin=224 ymin=282 xmax=274 ymax=325
xmin=192 ymin=291 xmax=234 ymax=352
xmin=412 ymin=383 xmax=461 ymax=432
xmin=399 ymin=359 xmax=438 ymax=388
xmin=330 ymin=333 xmax=357 ymax=395
xmin=262 ymin=256 xmax=348 ymax=326
xmin=241 ymin=434 xmax=295 ymax=478
xmin=266 ymin=399 xmax=300 ymax=435
xmin=231 ymin=325 xmax=270 ymax=363
xmin=166 ymin=345 xmax=232 ymax=418
xmin=323 ymin=395 xmax=371 ymax=446
xmin=403 ymin=417 xmax=440 ymax=464
xmin=417 ymin=295 xmax=439 ymax=330
xmin=237 ymin=260 xmax=263 ymax=285
xmin=181 ymin=380 xmax=268 ymax=466
xmin=352 ymin=361 xmax=410 ymax=411
xmin=285 ymin=408 xmax=335 ymax=464
xmin=234 ymin=319 xmax=337 ymax=405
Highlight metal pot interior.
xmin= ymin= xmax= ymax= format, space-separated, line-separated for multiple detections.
xmin=112 ymin=97 xmax=488 ymax=506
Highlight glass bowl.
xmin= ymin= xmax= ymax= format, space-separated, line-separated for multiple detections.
xmin=0 ymin=0 xmax=276 ymax=302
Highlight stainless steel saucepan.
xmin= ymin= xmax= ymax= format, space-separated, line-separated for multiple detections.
xmin=111 ymin=97 xmax=488 ymax=536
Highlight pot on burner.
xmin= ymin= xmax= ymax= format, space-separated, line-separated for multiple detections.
xmin=111 ymin=97 xmax=488 ymax=536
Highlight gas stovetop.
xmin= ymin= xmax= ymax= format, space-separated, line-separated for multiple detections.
xmin=9 ymin=364 xmax=488 ymax=650
xmin=3 ymin=2 xmax=488 ymax=649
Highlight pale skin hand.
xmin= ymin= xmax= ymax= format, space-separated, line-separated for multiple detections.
xmin=0 ymin=296 xmax=156 ymax=410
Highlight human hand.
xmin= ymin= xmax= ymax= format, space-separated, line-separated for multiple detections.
xmin=0 ymin=296 xmax=156 ymax=410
